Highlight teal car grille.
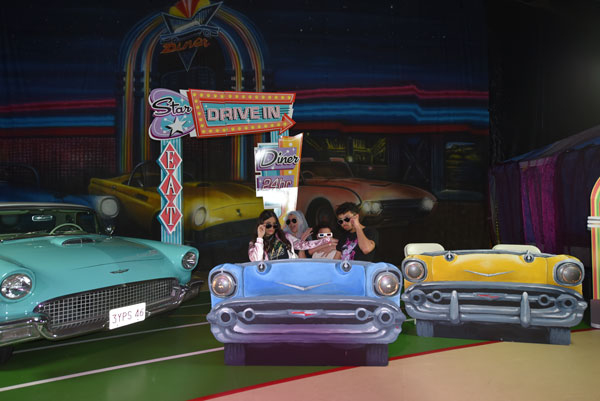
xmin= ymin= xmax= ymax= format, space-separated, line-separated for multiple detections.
xmin=34 ymin=278 xmax=178 ymax=332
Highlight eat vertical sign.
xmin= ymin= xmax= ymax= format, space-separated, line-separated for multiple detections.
xmin=157 ymin=142 xmax=182 ymax=233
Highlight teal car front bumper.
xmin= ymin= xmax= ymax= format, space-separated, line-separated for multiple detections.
xmin=1 ymin=278 xmax=202 ymax=347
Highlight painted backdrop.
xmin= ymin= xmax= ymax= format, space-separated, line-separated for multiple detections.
xmin=0 ymin=0 xmax=489 ymax=267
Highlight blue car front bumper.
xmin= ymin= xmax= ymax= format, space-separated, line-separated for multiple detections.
xmin=206 ymin=295 xmax=405 ymax=344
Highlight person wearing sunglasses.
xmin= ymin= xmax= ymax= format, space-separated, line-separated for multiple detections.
xmin=249 ymin=210 xmax=333 ymax=261
xmin=282 ymin=211 xmax=312 ymax=258
xmin=309 ymin=224 xmax=338 ymax=259
xmin=333 ymin=202 xmax=378 ymax=261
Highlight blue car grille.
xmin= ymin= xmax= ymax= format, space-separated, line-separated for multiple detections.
xmin=230 ymin=301 xmax=380 ymax=325
xmin=34 ymin=278 xmax=178 ymax=331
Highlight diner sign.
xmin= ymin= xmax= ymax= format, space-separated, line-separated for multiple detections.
xmin=255 ymin=142 xmax=301 ymax=190
xmin=188 ymin=89 xmax=296 ymax=138
xmin=254 ymin=134 xmax=303 ymax=219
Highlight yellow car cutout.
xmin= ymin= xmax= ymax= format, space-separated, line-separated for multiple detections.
xmin=89 ymin=161 xmax=263 ymax=263
xmin=401 ymin=243 xmax=587 ymax=344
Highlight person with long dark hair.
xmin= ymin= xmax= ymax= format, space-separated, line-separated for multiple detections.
xmin=249 ymin=209 xmax=332 ymax=261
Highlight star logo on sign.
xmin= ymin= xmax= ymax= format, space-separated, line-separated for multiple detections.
xmin=167 ymin=117 xmax=186 ymax=137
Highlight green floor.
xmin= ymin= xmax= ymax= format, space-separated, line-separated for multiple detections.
xmin=1 ymin=292 xmax=581 ymax=400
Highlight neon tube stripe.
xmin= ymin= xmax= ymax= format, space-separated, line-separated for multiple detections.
xmin=294 ymin=122 xmax=488 ymax=135
xmin=295 ymin=86 xmax=488 ymax=100
xmin=591 ymin=177 xmax=600 ymax=299
xmin=122 ymin=16 xmax=162 ymax=171
xmin=0 ymin=99 xmax=116 ymax=113
xmin=0 ymin=127 xmax=114 ymax=137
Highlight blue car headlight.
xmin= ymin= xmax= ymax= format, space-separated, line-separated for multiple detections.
xmin=374 ymin=271 xmax=400 ymax=296
xmin=1 ymin=273 xmax=33 ymax=300
xmin=211 ymin=272 xmax=236 ymax=297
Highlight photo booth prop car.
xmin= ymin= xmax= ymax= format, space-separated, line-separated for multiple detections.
xmin=207 ymin=259 xmax=405 ymax=366
xmin=401 ymin=243 xmax=587 ymax=344
xmin=0 ymin=202 xmax=200 ymax=364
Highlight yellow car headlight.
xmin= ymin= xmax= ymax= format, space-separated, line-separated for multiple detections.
xmin=554 ymin=260 xmax=584 ymax=286
xmin=193 ymin=207 xmax=207 ymax=227
xmin=402 ymin=259 xmax=427 ymax=282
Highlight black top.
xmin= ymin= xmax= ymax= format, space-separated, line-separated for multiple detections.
xmin=264 ymin=235 xmax=289 ymax=260
xmin=336 ymin=227 xmax=378 ymax=261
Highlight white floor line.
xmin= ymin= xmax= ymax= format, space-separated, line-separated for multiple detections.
xmin=0 ymin=347 xmax=224 ymax=393
xmin=14 ymin=322 xmax=210 ymax=354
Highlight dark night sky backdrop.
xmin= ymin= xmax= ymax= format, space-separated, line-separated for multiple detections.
xmin=0 ymin=0 xmax=488 ymax=104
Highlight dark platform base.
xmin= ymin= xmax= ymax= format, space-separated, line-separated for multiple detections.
xmin=421 ymin=321 xmax=571 ymax=345
xmin=230 ymin=343 xmax=389 ymax=366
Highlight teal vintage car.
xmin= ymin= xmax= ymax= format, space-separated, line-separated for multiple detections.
xmin=0 ymin=202 xmax=200 ymax=364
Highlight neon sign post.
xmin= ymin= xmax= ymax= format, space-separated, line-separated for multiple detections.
xmin=148 ymin=88 xmax=297 ymax=244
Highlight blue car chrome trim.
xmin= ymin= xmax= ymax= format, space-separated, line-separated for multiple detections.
xmin=275 ymin=281 xmax=331 ymax=291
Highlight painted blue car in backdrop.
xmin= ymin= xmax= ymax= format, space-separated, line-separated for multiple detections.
xmin=207 ymin=258 xmax=405 ymax=366
xmin=0 ymin=202 xmax=200 ymax=364
xmin=0 ymin=163 xmax=119 ymax=220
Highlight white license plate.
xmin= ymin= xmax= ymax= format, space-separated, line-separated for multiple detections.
xmin=109 ymin=302 xmax=146 ymax=330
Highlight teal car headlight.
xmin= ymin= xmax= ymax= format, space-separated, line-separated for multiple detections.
xmin=182 ymin=251 xmax=198 ymax=270
xmin=1 ymin=274 xmax=33 ymax=300
xmin=211 ymin=272 xmax=236 ymax=297
xmin=374 ymin=271 xmax=399 ymax=296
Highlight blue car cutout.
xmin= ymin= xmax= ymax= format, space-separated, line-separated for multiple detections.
xmin=206 ymin=259 xmax=405 ymax=366
xmin=0 ymin=202 xmax=201 ymax=364
xmin=0 ymin=163 xmax=119 ymax=220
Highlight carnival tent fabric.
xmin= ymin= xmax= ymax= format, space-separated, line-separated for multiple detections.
xmin=490 ymin=124 xmax=600 ymax=259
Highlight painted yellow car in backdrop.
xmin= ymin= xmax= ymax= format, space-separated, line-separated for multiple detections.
xmin=400 ymin=243 xmax=587 ymax=344
xmin=89 ymin=161 xmax=263 ymax=265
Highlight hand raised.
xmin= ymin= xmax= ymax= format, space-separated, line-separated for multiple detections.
xmin=350 ymin=214 xmax=361 ymax=229
xmin=257 ymin=224 xmax=266 ymax=238
xmin=301 ymin=227 xmax=313 ymax=241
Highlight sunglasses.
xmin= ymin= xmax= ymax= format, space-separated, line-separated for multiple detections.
xmin=285 ymin=218 xmax=297 ymax=225
xmin=337 ymin=217 xmax=352 ymax=225
xmin=264 ymin=223 xmax=279 ymax=229
xmin=317 ymin=232 xmax=333 ymax=238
